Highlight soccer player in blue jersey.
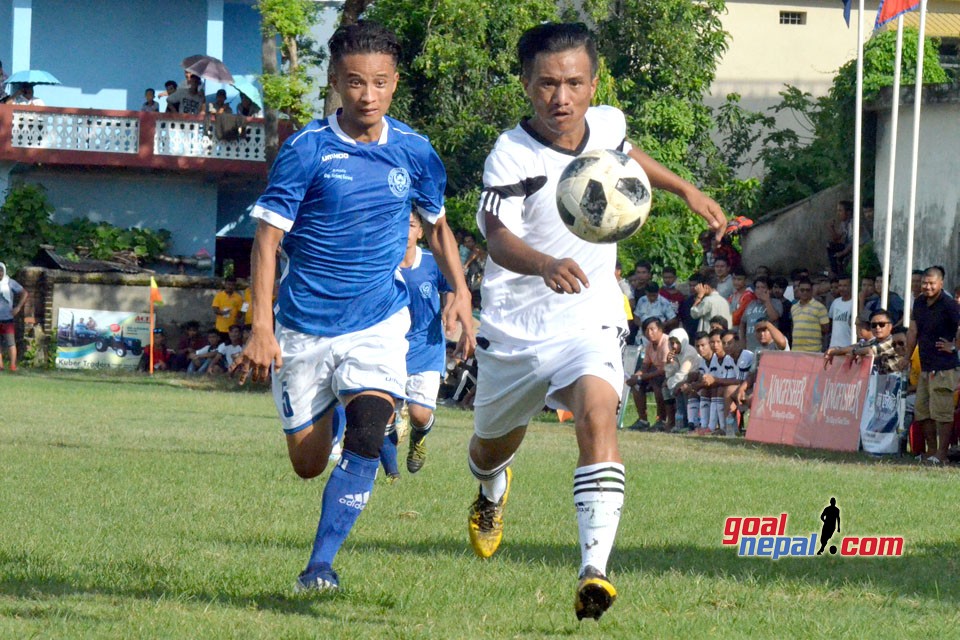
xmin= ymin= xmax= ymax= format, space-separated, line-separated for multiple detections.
xmin=232 ymin=21 xmax=474 ymax=593
xmin=380 ymin=212 xmax=453 ymax=479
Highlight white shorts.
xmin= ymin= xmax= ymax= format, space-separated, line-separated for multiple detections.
xmin=473 ymin=326 xmax=625 ymax=439
xmin=272 ymin=308 xmax=409 ymax=434
xmin=406 ymin=370 xmax=441 ymax=410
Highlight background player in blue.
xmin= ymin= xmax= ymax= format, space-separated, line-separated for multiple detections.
xmin=380 ymin=212 xmax=453 ymax=479
xmin=231 ymin=21 xmax=474 ymax=593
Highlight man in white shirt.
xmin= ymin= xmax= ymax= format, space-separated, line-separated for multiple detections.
xmin=828 ymin=275 xmax=853 ymax=350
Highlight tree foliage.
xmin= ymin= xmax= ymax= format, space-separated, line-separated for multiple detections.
xmin=758 ymin=28 xmax=947 ymax=214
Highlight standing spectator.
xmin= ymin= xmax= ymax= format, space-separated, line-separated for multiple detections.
xmin=615 ymin=261 xmax=633 ymax=307
xmin=813 ymin=274 xmax=835 ymax=310
xmin=0 ymin=60 xmax=7 ymax=102
xmin=0 ymin=262 xmax=29 ymax=371
xmin=876 ymin=274 xmax=904 ymax=326
xmin=827 ymin=275 xmax=853 ymax=350
xmin=212 ymin=277 xmax=243 ymax=341
xmin=903 ymin=266 xmax=960 ymax=464
xmin=906 ymin=269 xmax=924 ymax=311
xmin=236 ymin=91 xmax=261 ymax=117
xmin=677 ymin=274 xmax=700 ymax=340
xmin=141 ymin=88 xmax=160 ymax=112
xmin=171 ymin=320 xmax=205 ymax=371
xmin=160 ymin=80 xmax=178 ymax=112
xmin=790 ymin=278 xmax=829 ymax=352
xmin=690 ymin=273 xmax=732 ymax=334
xmin=771 ymin=276 xmax=793 ymax=342
xmin=10 ymin=84 xmax=45 ymax=106
xmin=165 ymin=73 xmax=204 ymax=115
xmin=740 ymin=276 xmax=782 ymax=352
xmin=714 ymin=256 xmax=734 ymax=299
xmin=826 ymin=200 xmax=853 ymax=276
xmin=784 ymin=267 xmax=809 ymax=303
xmin=727 ymin=266 xmax=756 ymax=329
xmin=659 ymin=266 xmax=685 ymax=311
xmin=633 ymin=282 xmax=677 ymax=331
xmin=208 ymin=88 xmax=233 ymax=114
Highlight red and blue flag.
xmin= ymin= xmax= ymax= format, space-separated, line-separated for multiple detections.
xmin=875 ymin=0 xmax=922 ymax=28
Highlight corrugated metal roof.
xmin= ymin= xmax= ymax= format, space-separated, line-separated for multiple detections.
xmin=890 ymin=12 xmax=960 ymax=38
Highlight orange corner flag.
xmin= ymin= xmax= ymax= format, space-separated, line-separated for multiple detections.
xmin=150 ymin=277 xmax=164 ymax=306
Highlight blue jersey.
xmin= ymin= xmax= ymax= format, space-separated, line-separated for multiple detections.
xmin=401 ymin=247 xmax=451 ymax=375
xmin=252 ymin=113 xmax=447 ymax=337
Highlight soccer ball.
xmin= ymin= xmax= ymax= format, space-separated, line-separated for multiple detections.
xmin=556 ymin=148 xmax=652 ymax=243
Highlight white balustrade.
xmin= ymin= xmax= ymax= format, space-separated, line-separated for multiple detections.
xmin=7 ymin=109 xmax=266 ymax=162
xmin=10 ymin=110 xmax=139 ymax=153
xmin=154 ymin=117 xmax=265 ymax=161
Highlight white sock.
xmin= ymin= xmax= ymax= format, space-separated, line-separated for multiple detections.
xmin=686 ymin=395 xmax=700 ymax=427
xmin=574 ymin=462 xmax=625 ymax=576
xmin=469 ymin=455 xmax=513 ymax=503
xmin=709 ymin=397 xmax=722 ymax=429
xmin=699 ymin=396 xmax=710 ymax=427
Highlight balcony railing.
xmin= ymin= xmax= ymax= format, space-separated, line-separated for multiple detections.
xmin=0 ymin=105 xmax=274 ymax=174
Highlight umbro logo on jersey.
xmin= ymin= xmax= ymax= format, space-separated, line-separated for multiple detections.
xmin=322 ymin=152 xmax=349 ymax=162
xmin=339 ymin=492 xmax=370 ymax=510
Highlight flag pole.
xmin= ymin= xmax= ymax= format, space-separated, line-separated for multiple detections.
xmin=850 ymin=0 xmax=865 ymax=340
xmin=149 ymin=298 xmax=155 ymax=374
xmin=881 ymin=15 xmax=904 ymax=309
xmin=903 ymin=0 xmax=927 ymax=328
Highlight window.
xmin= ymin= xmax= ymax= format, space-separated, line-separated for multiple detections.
xmin=779 ymin=11 xmax=807 ymax=25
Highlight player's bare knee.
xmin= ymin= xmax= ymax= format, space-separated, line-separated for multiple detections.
xmin=343 ymin=395 xmax=395 ymax=458
xmin=292 ymin=457 xmax=327 ymax=479
xmin=408 ymin=404 xmax=433 ymax=427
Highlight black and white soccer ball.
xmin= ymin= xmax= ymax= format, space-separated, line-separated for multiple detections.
xmin=556 ymin=148 xmax=652 ymax=244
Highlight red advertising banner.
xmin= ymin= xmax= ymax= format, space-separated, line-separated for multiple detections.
xmin=746 ymin=352 xmax=873 ymax=452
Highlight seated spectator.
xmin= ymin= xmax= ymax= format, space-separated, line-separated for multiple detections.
xmin=727 ymin=266 xmax=756 ymax=329
xmin=208 ymin=88 xmax=233 ymax=114
xmin=659 ymin=266 xmax=685 ymax=311
xmin=740 ymin=276 xmax=782 ymax=352
xmin=731 ymin=320 xmax=790 ymax=420
xmin=690 ymin=273 xmax=732 ymax=334
xmin=664 ymin=328 xmax=700 ymax=432
xmin=217 ymin=324 xmax=244 ymax=374
xmin=626 ymin=317 xmax=670 ymax=431
xmin=160 ymin=80 xmax=178 ymax=112
xmin=236 ymin=91 xmax=261 ymax=117
xmin=141 ymin=88 xmax=160 ymax=112
xmin=170 ymin=320 xmax=205 ymax=371
xmin=790 ymin=278 xmax=829 ymax=352
xmin=187 ymin=329 xmax=223 ymax=374
xmin=697 ymin=329 xmax=741 ymax=436
xmin=825 ymin=308 xmax=904 ymax=374
xmin=139 ymin=327 xmax=173 ymax=371
xmin=634 ymin=282 xmax=678 ymax=333
xmin=212 ymin=277 xmax=243 ymax=341
xmin=680 ymin=331 xmax=713 ymax=432
xmin=721 ymin=330 xmax=754 ymax=435
xmin=165 ymin=73 xmax=204 ymax=115
xmin=10 ymin=84 xmax=44 ymax=106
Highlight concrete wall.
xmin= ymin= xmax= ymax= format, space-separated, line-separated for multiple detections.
xmin=19 ymin=167 xmax=219 ymax=258
xmin=741 ymin=184 xmax=847 ymax=276
xmin=12 ymin=0 xmax=262 ymax=111
xmin=873 ymin=90 xmax=960 ymax=292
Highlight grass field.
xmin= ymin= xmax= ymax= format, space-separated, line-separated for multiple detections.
xmin=1 ymin=371 xmax=959 ymax=639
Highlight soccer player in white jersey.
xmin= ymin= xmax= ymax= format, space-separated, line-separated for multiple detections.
xmin=465 ymin=22 xmax=726 ymax=621
xmin=231 ymin=21 xmax=474 ymax=593
xmin=379 ymin=212 xmax=453 ymax=479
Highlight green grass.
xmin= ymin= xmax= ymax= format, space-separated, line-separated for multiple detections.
xmin=1 ymin=371 xmax=959 ymax=639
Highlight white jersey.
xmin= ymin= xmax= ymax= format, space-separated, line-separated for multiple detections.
xmin=476 ymin=105 xmax=631 ymax=345
xmin=733 ymin=350 xmax=755 ymax=381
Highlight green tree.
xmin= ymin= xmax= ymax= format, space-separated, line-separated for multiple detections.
xmin=758 ymin=28 xmax=947 ymax=214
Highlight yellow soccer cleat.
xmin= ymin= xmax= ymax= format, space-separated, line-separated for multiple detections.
xmin=575 ymin=565 xmax=617 ymax=621
xmin=468 ymin=467 xmax=512 ymax=558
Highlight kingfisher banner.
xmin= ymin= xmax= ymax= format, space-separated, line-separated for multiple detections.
xmin=747 ymin=352 xmax=873 ymax=452
xmin=859 ymin=374 xmax=903 ymax=455
xmin=56 ymin=308 xmax=151 ymax=370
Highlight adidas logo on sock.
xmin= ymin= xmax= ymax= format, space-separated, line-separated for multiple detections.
xmin=338 ymin=491 xmax=370 ymax=510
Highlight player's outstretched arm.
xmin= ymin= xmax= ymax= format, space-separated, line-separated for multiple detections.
xmin=423 ymin=215 xmax=476 ymax=358
xmin=483 ymin=210 xmax=589 ymax=295
xmin=231 ymin=220 xmax=284 ymax=384
xmin=627 ymin=147 xmax=726 ymax=242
